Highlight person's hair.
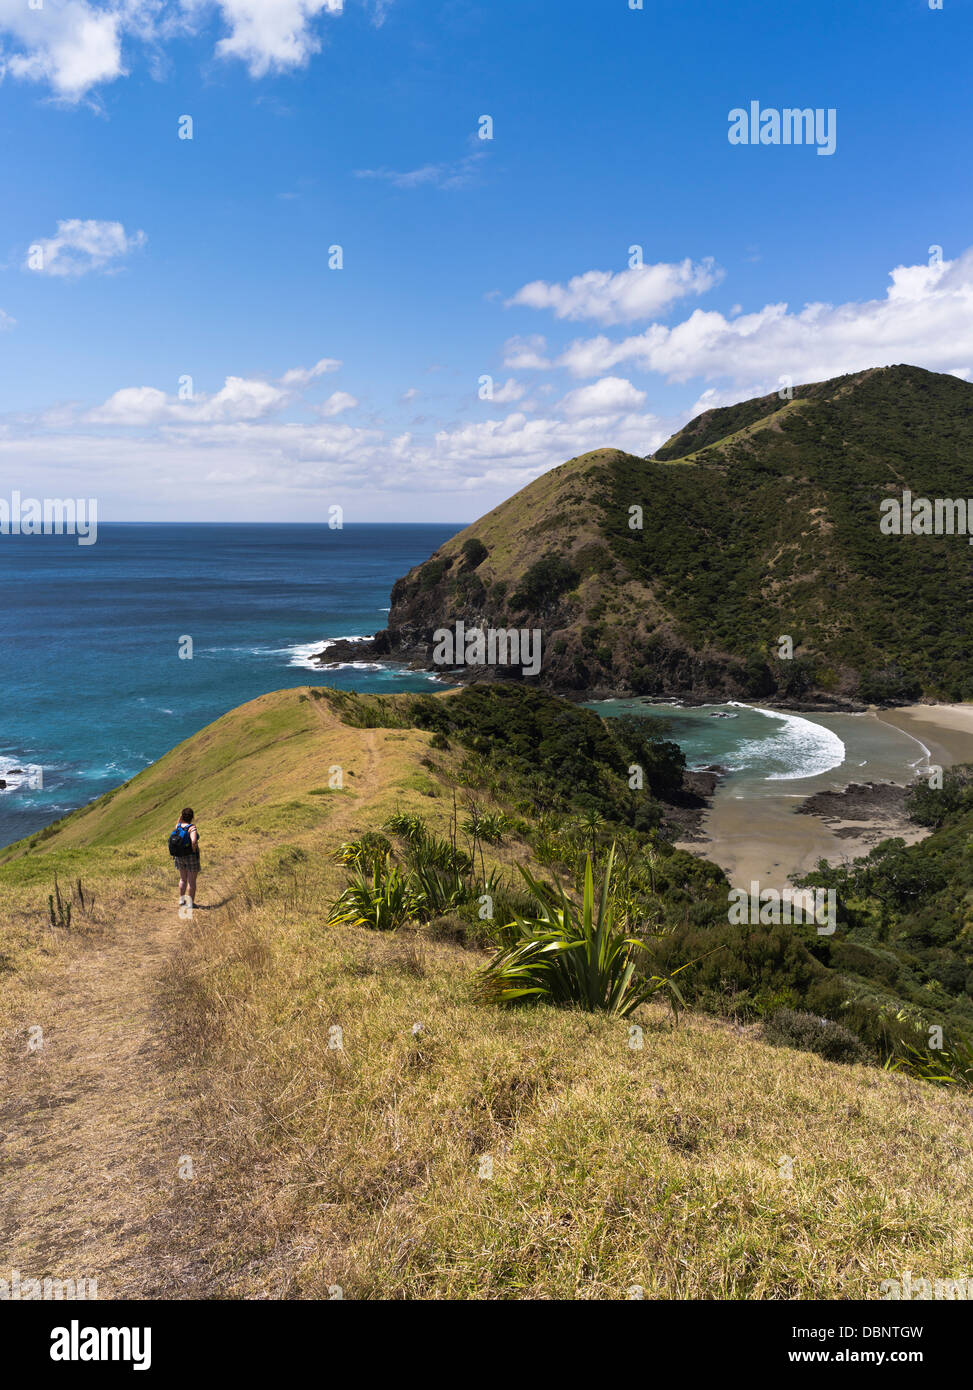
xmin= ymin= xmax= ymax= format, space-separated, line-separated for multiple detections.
xmin=180 ymin=807 xmax=195 ymax=823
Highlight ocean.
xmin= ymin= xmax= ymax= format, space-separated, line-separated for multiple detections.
xmin=0 ymin=523 xmax=457 ymax=847
xmin=0 ymin=524 xmax=929 ymax=850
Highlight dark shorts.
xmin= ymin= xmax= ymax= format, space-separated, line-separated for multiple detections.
xmin=174 ymin=854 xmax=201 ymax=874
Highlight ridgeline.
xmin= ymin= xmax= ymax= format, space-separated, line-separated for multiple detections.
xmin=337 ymin=365 xmax=973 ymax=704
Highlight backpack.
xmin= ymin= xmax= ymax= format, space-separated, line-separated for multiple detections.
xmin=168 ymin=823 xmax=194 ymax=857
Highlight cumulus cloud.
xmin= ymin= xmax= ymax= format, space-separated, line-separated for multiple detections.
xmin=502 ymin=334 xmax=551 ymax=370
xmin=488 ymin=378 xmax=526 ymax=404
xmin=88 ymin=375 xmax=290 ymax=424
xmin=317 ymin=390 xmax=358 ymax=416
xmin=553 ymin=250 xmax=973 ymax=384
xmin=558 ymin=376 xmax=646 ymax=418
xmin=0 ymin=0 xmax=125 ymax=100
xmin=419 ymin=406 xmax=670 ymax=489
xmin=0 ymin=0 xmax=349 ymax=99
xmin=214 ymin=0 xmax=343 ymax=76
xmin=25 ymin=219 xmax=146 ymax=277
xmin=11 ymin=346 xmax=678 ymax=513
xmin=508 ymin=258 xmax=723 ymax=325
xmin=86 ymin=356 xmax=341 ymax=425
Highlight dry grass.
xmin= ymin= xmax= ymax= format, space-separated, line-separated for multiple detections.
xmin=155 ymin=887 xmax=973 ymax=1299
xmin=2 ymin=685 xmax=972 ymax=1300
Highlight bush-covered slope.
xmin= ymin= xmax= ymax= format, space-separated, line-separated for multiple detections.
xmin=364 ymin=364 xmax=973 ymax=702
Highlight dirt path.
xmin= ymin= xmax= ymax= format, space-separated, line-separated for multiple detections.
xmin=0 ymin=720 xmax=383 ymax=1298
xmin=0 ymin=877 xmax=233 ymax=1298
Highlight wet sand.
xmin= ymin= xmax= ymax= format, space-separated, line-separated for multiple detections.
xmin=877 ymin=703 xmax=973 ymax=769
xmin=678 ymin=704 xmax=973 ymax=891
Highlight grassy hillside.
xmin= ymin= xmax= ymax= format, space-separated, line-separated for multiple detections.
xmin=375 ymin=364 xmax=973 ymax=702
xmin=3 ymin=684 xmax=973 ymax=1297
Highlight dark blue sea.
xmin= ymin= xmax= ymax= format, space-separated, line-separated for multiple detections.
xmin=0 ymin=523 xmax=458 ymax=847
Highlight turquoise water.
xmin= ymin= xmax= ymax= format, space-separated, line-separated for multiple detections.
xmin=591 ymin=700 xmax=851 ymax=781
xmin=0 ymin=523 xmax=458 ymax=847
xmin=593 ymin=698 xmax=936 ymax=889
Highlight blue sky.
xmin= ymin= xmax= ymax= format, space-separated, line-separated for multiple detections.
xmin=1 ymin=0 xmax=972 ymax=520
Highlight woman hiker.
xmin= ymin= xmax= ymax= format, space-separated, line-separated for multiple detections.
xmin=169 ymin=806 xmax=201 ymax=910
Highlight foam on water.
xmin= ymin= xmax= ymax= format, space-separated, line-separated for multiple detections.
xmin=725 ymin=704 xmax=846 ymax=780
xmin=0 ymin=521 xmax=462 ymax=847
xmin=285 ymin=636 xmax=369 ymax=669
xmin=0 ymin=756 xmax=30 ymax=792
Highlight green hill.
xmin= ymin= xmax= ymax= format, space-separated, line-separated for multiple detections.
xmin=369 ymin=364 xmax=973 ymax=702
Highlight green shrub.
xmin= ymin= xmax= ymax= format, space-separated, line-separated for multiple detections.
xmin=462 ymin=809 xmax=510 ymax=844
xmin=461 ymin=538 xmax=489 ymax=568
xmin=420 ymin=557 xmax=451 ymax=590
xmin=328 ymin=860 xmax=417 ymax=931
xmin=384 ymin=812 xmax=428 ymax=845
xmin=509 ymin=555 xmax=580 ymax=611
xmin=906 ymin=765 xmax=973 ymax=828
xmin=763 ymin=1009 xmax=869 ymax=1064
xmin=885 ymin=1035 xmax=973 ymax=1088
xmin=475 ymin=847 xmax=698 ymax=1017
xmin=334 ymin=833 xmax=392 ymax=872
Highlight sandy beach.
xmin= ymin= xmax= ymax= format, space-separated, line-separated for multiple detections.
xmin=679 ymin=703 xmax=973 ymax=891
xmin=877 ymin=703 xmax=973 ymax=768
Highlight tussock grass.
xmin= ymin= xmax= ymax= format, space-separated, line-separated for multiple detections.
xmin=4 ymin=685 xmax=973 ymax=1300
xmin=158 ymin=886 xmax=973 ymax=1300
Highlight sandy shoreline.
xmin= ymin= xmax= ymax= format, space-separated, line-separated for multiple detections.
xmin=678 ymin=703 xmax=973 ymax=891
xmin=876 ymin=703 xmax=973 ymax=767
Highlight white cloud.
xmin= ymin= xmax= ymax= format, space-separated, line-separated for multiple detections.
xmin=317 ymin=390 xmax=358 ymax=416
xmin=26 ymin=219 xmax=146 ymax=277
xmin=10 ymin=346 xmax=680 ymax=514
xmin=558 ymin=376 xmax=646 ymax=418
xmin=489 ymin=378 xmax=525 ymax=404
xmin=85 ymin=356 xmax=345 ymax=425
xmin=214 ymin=0 xmax=343 ymax=76
xmin=354 ymin=149 xmax=486 ymax=191
xmin=687 ymin=383 xmax=771 ymax=416
xmin=87 ymin=385 xmax=170 ymax=424
xmin=0 ymin=0 xmax=348 ymax=98
xmin=508 ymin=258 xmax=723 ymax=325
xmin=0 ymin=0 xmax=125 ymax=101
xmin=502 ymin=334 xmax=551 ymax=370
xmin=279 ymin=357 xmax=341 ymax=386
xmin=420 ymin=406 xmax=669 ymax=489
xmin=88 ymin=375 xmax=290 ymax=424
xmin=0 ymin=308 xmax=15 ymax=331
xmin=554 ymin=250 xmax=973 ymax=385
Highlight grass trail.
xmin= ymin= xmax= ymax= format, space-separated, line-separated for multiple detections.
xmin=0 ymin=882 xmax=230 ymax=1296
